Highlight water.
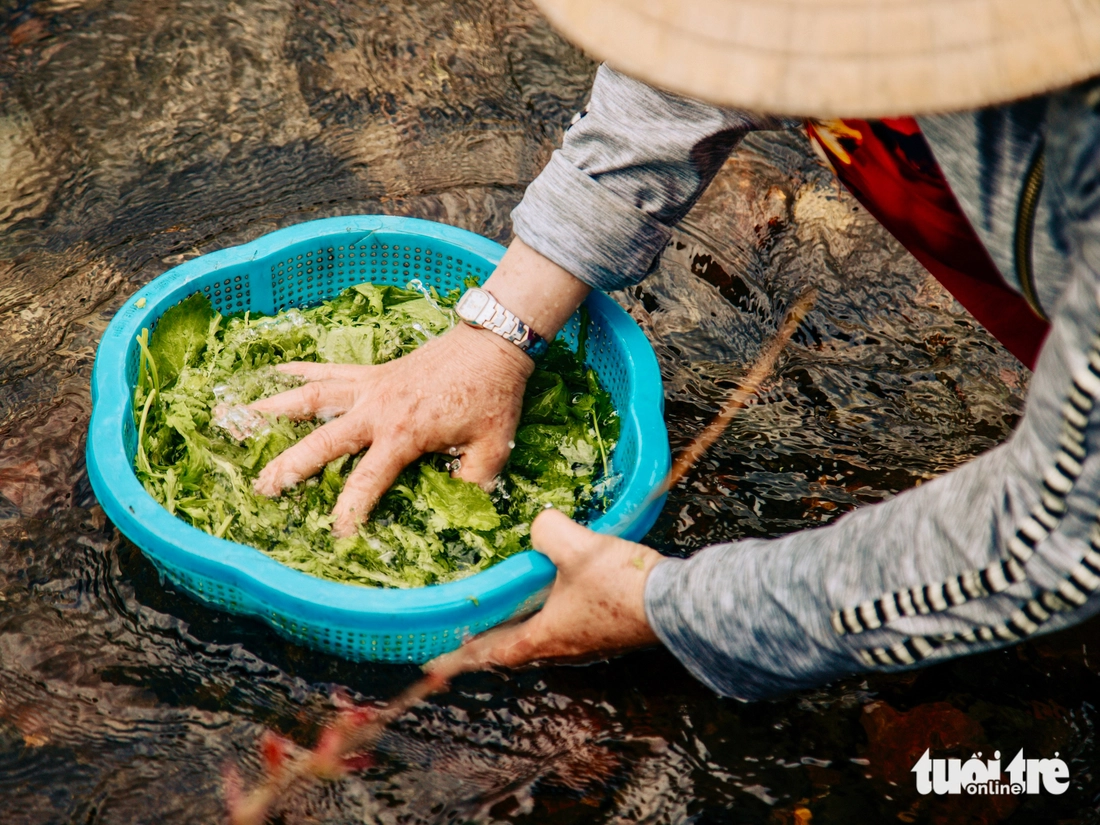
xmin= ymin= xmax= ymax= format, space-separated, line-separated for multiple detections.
xmin=0 ymin=1 xmax=1096 ymax=823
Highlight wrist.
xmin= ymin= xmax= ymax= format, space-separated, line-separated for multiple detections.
xmin=448 ymin=321 xmax=535 ymax=381
xmin=481 ymin=237 xmax=591 ymax=341
xmin=628 ymin=545 xmax=663 ymax=646
xmin=455 ymin=287 xmax=549 ymax=359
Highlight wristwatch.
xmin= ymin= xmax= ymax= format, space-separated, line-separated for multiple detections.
xmin=455 ymin=287 xmax=549 ymax=358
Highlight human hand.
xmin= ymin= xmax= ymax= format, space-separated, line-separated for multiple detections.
xmin=425 ymin=509 xmax=662 ymax=680
xmin=250 ymin=322 xmax=533 ymax=537
xmin=249 ymin=237 xmax=590 ymax=536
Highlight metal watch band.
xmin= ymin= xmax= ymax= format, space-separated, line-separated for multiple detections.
xmin=455 ymin=287 xmax=549 ymax=358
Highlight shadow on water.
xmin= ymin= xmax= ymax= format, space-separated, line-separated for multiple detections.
xmin=0 ymin=1 xmax=1097 ymax=823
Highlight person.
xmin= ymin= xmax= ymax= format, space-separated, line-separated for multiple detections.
xmin=248 ymin=0 xmax=1100 ymax=700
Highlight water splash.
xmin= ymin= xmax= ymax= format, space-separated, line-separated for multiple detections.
xmin=406 ymin=278 xmax=456 ymax=330
xmin=211 ymin=404 xmax=271 ymax=441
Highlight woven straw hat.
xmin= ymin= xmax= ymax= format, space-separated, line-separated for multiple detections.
xmin=533 ymin=0 xmax=1100 ymax=117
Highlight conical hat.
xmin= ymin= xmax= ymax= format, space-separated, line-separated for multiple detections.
xmin=533 ymin=0 xmax=1100 ymax=117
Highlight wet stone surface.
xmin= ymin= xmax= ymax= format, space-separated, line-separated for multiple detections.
xmin=0 ymin=1 xmax=1097 ymax=823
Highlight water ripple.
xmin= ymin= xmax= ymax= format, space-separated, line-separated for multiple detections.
xmin=0 ymin=1 xmax=1095 ymax=823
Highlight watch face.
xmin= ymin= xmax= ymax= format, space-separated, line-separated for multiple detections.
xmin=456 ymin=288 xmax=491 ymax=322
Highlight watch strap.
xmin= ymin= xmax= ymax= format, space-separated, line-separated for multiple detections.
xmin=456 ymin=288 xmax=549 ymax=358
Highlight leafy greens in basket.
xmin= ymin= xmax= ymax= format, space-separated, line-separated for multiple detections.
xmin=132 ymin=282 xmax=619 ymax=588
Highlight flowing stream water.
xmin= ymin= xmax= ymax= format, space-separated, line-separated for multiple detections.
xmin=1 ymin=1 xmax=1097 ymax=823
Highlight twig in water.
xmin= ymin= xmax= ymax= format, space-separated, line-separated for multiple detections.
xmin=225 ymin=672 xmax=449 ymax=825
xmin=636 ymin=288 xmax=816 ymax=516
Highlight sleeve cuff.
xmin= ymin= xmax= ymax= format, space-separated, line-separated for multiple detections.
xmin=642 ymin=542 xmax=865 ymax=702
xmin=510 ymin=150 xmax=673 ymax=293
xmin=643 ymin=555 xmax=746 ymax=699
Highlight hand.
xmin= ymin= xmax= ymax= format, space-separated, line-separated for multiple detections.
xmin=249 ymin=237 xmax=591 ymax=537
xmin=425 ymin=509 xmax=662 ymax=680
xmin=250 ymin=322 xmax=533 ymax=536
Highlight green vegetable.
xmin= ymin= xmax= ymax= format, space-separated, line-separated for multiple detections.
xmin=147 ymin=293 xmax=216 ymax=387
xmin=132 ymin=283 xmax=619 ymax=588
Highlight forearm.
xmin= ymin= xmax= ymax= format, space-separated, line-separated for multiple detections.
xmin=512 ymin=64 xmax=795 ymax=293
xmin=646 ymin=369 xmax=1100 ymax=701
xmin=486 ymin=66 xmax=793 ymax=354
xmin=644 ymin=433 xmax=1100 ymax=700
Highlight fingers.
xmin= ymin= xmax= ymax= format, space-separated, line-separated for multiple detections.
xmin=254 ymin=414 xmax=371 ymax=496
xmin=276 ymin=362 xmax=371 ymax=381
xmin=425 ymin=620 xmax=539 ymax=681
xmin=249 ymin=380 xmax=358 ymax=420
xmin=530 ymin=508 xmax=599 ymax=569
xmin=454 ymin=438 xmax=512 ymax=491
xmin=331 ymin=441 xmax=420 ymax=536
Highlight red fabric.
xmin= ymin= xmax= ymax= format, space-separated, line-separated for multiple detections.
xmin=806 ymin=118 xmax=1049 ymax=368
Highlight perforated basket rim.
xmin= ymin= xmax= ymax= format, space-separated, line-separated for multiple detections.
xmin=87 ymin=216 xmax=668 ymax=635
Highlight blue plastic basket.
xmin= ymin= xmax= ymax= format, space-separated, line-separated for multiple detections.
xmin=87 ymin=216 xmax=669 ymax=663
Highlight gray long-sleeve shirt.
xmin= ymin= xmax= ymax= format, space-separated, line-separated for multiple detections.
xmin=511 ymin=65 xmax=1100 ymax=700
